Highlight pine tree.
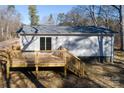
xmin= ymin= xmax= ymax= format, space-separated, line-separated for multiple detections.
xmin=46 ymin=14 xmax=54 ymax=25
xmin=28 ymin=5 xmax=39 ymax=26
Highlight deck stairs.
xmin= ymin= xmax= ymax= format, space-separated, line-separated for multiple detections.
xmin=60 ymin=48 xmax=85 ymax=77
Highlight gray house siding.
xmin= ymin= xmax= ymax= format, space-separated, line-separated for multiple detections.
xmin=20 ymin=35 xmax=114 ymax=57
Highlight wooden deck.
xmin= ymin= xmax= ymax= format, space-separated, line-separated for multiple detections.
xmin=11 ymin=52 xmax=66 ymax=67
xmin=0 ymin=42 xmax=85 ymax=82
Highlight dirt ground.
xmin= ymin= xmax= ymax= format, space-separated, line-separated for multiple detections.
xmin=0 ymin=50 xmax=124 ymax=88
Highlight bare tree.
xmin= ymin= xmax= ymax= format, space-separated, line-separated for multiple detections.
xmin=112 ymin=5 xmax=124 ymax=50
xmin=85 ymin=5 xmax=98 ymax=26
xmin=0 ymin=6 xmax=21 ymax=41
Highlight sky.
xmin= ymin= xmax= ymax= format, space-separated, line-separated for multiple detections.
xmin=15 ymin=5 xmax=75 ymax=25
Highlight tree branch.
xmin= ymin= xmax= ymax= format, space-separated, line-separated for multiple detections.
xmin=112 ymin=5 xmax=120 ymax=11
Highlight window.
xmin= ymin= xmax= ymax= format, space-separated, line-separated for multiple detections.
xmin=40 ymin=37 xmax=51 ymax=50
xmin=40 ymin=37 xmax=45 ymax=50
xmin=46 ymin=37 xmax=51 ymax=50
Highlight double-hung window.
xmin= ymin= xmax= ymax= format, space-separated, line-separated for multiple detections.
xmin=40 ymin=37 xmax=51 ymax=50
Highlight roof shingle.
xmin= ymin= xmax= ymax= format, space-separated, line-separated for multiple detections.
xmin=17 ymin=25 xmax=115 ymax=34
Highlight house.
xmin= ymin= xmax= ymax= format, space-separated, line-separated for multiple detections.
xmin=17 ymin=25 xmax=116 ymax=63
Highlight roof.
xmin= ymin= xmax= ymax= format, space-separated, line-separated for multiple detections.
xmin=17 ymin=25 xmax=116 ymax=35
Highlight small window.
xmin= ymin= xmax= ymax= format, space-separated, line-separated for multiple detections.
xmin=40 ymin=37 xmax=51 ymax=50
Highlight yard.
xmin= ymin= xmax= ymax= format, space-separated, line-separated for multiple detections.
xmin=0 ymin=50 xmax=124 ymax=88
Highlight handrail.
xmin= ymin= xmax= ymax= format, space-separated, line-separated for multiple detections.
xmin=0 ymin=49 xmax=8 ymax=52
xmin=65 ymin=50 xmax=81 ymax=61
xmin=22 ymin=50 xmax=66 ymax=53
xmin=60 ymin=48 xmax=81 ymax=61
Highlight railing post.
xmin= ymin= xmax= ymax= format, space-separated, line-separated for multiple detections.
xmin=82 ymin=62 xmax=85 ymax=77
xmin=35 ymin=50 xmax=39 ymax=79
xmin=64 ymin=50 xmax=67 ymax=77
xmin=6 ymin=50 xmax=11 ymax=86
xmin=77 ymin=60 xmax=81 ymax=77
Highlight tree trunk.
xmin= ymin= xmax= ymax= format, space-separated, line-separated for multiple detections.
xmin=1 ymin=27 xmax=3 ymax=38
xmin=6 ymin=25 xmax=9 ymax=40
xmin=120 ymin=5 xmax=124 ymax=50
xmin=89 ymin=5 xmax=98 ymax=26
